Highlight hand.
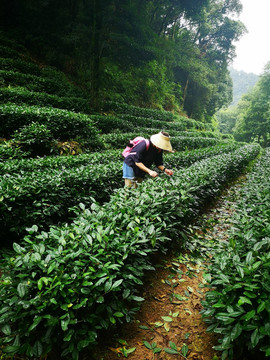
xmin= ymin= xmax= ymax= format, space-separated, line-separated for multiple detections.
xmin=149 ymin=170 xmax=158 ymax=178
xmin=164 ymin=169 xmax=173 ymax=176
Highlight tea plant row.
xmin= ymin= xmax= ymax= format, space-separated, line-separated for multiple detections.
xmin=101 ymin=100 xmax=176 ymax=122
xmin=101 ymin=132 xmax=223 ymax=151
xmin=0 ymin=143 xmax=243 ymax=240
xmin=0 ymin=101 xmax=221 ymax=158
xmin=0 ymin=59 xmax=86 ymax=98
xmin=101 ymin=129 xmax=221 ymax=146
xmin=201 ymin=148 xmax=270 ymax=359
xmin=0 ymin=87 xmax=91 ymax=115
xmin=0 ymin=103 xmax=102 ymax=147
xmin=91 ymin=113 xmax=212 ymax=135
xmin=0 ymin=143 xmax=240 ymax=176
xmin=0 ymin=144 xmax=260 ymax=359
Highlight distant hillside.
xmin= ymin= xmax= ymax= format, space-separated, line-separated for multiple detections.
xmin=229 ymin=68 xmax=258 ymax=106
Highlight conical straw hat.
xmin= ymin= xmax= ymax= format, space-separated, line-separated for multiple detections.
xmin=150 ymin=131 xmax=172 ymax=152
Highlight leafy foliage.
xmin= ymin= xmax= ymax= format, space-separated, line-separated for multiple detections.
xmin=0 ymin=140 xmax=29 ymax=160
xmin=221 ymin=63 xmax=270 ymax=146
xmin=0 ymin=144 xmax=260 ymax=359
xmin=0 ymin=103 xmax=102 ymax=149
xmin=201 ymin=148 xmax=270 ymax=359
xmin=12 ymin=122 xmax=54 ymax=156
xmin=0 ymin=0 xmax=244 ymax=118
xmin=0 ymin=86 xmax=92 ymax=114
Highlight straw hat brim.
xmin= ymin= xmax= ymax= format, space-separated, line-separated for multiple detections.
xmin=150 ymin=132 xmax=173 ymax=152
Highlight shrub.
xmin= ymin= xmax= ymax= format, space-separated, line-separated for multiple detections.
xmin=0 ymin=70 xmax=66 ymax=96
xmin=0 ymin=87 xmax=92 ymax=114
xmin=201 ymin=148 xmax=270 ymax=359
xmin=0 ymin=140 xmax=29 ymax=160
xmin=171 ymin=136 xmax=221 ymax=151
xmin=12 ymin=122 xmax=55 ymax=156
xmin=101 ymin=132 xmax=224 ymax=151
xmin=165 ymin=143 xmax=241 ymax=169
xmin=0 ymin=69 xmax=86 ymax=98
xmin=100 ymin=100 xmax=176 ymax=121
xmin=0 ymin=45 xmax=25 ymax=60
xmin=0 ymin=103 xmax=103 ymax=150
xmin=0 ymin=57 xmax=41 ymax=76
xmin=0 ymin=161 xmax=123 ymax=238
xmin=0 ymin=149 xmax=121 ymax=176
xmin=92 ymin=113 xmax=215 ymax=135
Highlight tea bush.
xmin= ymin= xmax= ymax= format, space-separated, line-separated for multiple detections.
xmin=0 ymin=87 xmax=92 ymax=114
xmin=0 ymin=149 xmax=121 ymax=175
xmin=0 ymin=144 xmax=260 ymax=359
xmin=0 ymin=61 xmax=87 ymax=98
xmin=0 ymin=70 xmax=67 ymax=96
xmin=0 ymin=57 xmax=41 ymax=76
xmin=171 ymin=136 xmax=220 ymax=151
xmin=0 ymin=103 xmax=102 ymax=149
xmin=100 ymin=100 xmax=176 ymax=121
xmin=91 ymin=113 xmax=215 ymax=135
xmin=101 ymin=131 xmax=224 ymax=150
xmin=12 ymin=122 xmax=54 ymax=156
xmin=100 ymin=101 xmax=215 ymax=132
xmin=201 ymin=148 xmax=270 ymax=359
xmin=0 ymin=161 xmax=123 ymax=239
xmin=116 ymin=114 xmax=192 ymax=132
xmin=0 ymin=143 xmax=245 ymax=239
xmin=165 ymin=143 xmax=241 ymax=168
xmin=0 ymin=141 xmax=30 ymax=160
xmin=0 ymin=45 xmax=25 ymax=61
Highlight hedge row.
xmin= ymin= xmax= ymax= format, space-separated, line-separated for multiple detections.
xmin=172 ymin=136 xmax=221 ymax=151
xmin=0 ymin=87 xmax=92 ymax=114
xmin=0 ymin=144 xmax=260 ymax=359
xmin=0 ymin=70 xmax=85 ymax=98
xmin=90 ymin=114 xmax=159 ymax=134
xmin=0 ymin=161 xmax=123 ymax=239
xmin=0 ymin=149 xmax=121 ymax=175
xmin=0 ymin=141 xmax=30 ymax=161
xmin=0 ymin=88 xmax=223 ymax=142
xmin=201 ymin=148 xmax=270 ymax=359
xmin=0 ymin=57 xmax=41 ymax=76
xmin=117 ymin=113 xmax=215 ymax=132
xmin=91 ymin=113 xmax=216 ymax=136
xmin=165 ymin=143 xmax=241 ymax=168
xmin=100 ymin=100 xmax=215 ymax=132
xmin=101 ymin=132 xmax=225 ymax=150
xmin=0 ymin=142 xmax=244 ymax=240
xmin=0 ymin=103 xmax=102 ymax=147
xmin=0 ymin=142 xmax=239 ymax=177
xmin=0 ymin=45 xmax=26 ymax=61
xmin=0 ymin=33 xmax=28 ymax=53
xmin=117 ymin=113 xmax=213 ymax=133
xmin=100 ymin=100 xmax=176 ymax=122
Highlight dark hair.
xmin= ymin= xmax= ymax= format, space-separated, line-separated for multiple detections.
xmin=161 ymin=131 xmax=170 ymax=137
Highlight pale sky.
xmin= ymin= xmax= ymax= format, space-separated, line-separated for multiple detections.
xmin=232 ymin=0 xmax=270 ymax=75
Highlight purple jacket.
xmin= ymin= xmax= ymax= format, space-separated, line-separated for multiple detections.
xmin=124 ymin=140 xmax=163 ymax=178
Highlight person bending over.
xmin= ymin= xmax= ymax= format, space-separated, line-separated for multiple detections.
xmin=123 ymin=131 xmax=174 ymax=188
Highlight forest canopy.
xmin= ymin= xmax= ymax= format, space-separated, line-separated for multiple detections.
xmin=0 ymin=0 xmax=246 ymax=121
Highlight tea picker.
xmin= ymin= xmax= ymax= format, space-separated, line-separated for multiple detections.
xmin=122 ymin=131 xmax=174 ymax=188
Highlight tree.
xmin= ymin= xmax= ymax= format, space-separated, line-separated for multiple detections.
xmin=233 ymin=63 xmax=270 ymax=146
xmin=0 ymin=0 xmax=246 ymax=119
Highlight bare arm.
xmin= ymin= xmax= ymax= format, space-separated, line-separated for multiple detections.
xmin=135 ymin=162 xmax=158 ymax=177
xmin=157 ymin=165 xmax=173 ymax=176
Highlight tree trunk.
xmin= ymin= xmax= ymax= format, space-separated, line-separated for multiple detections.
xmin=183 ymin=75 xmax=189 ymax=107
xmin=90 ymin=0 xmax=102 ymax=110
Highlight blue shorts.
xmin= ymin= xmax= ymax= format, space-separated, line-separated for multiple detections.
xmin=123 ymin=162 xmax=135 ymax=179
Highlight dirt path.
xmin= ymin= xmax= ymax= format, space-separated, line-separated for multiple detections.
xmin=94 ymin=180 xmax=244 ymax=360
